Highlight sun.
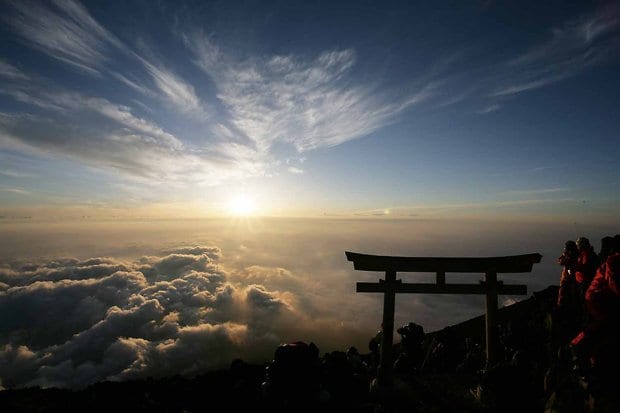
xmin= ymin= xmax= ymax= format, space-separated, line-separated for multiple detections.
xmin=228 ymin=194 xmax=256 ymax=216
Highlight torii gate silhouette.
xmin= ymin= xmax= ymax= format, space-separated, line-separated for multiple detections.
xmin=345 ymin=251 xmax=542 ymax=385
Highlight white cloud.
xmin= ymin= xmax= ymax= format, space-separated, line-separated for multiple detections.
xmin=0 ymin=169 xmax=33 ymax=178
xmin=0 ymin=60 xmax=29 ymax=80
xmin=110 ymin=72 xmax=157 ymax=98
xmin=0 ymin=112 xmax=223 ymax=183
xmin=476 ymin=104 xmax=501 ymax=114
xmin=5 ymin=0 xmax=124 ymax=75
xmin=2 ymin=1 xmax=442 ymax=184
xmin=139 ymin=59 xmax=204 ymax=115
xmin=79 ymin=96 xmax=184 ymax=150
xmin=0 ymin=246 xmax=298 ymax=388
xmin=187 ymin=33 xmax=435 ymax=155
xmin=287 ymin=166 xmax=304 ymax=174
xmin=6 ymin=0 xmax=205 ymax=117
xmin=0 ymin=187 xmax=30 ymax=195
xmin=492 ymin=4 xmax=620 ymax=97
xmin=500 ymin=187 xmax=570 ymax=197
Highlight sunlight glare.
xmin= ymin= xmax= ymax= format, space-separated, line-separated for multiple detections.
xmin=228 ymin=194 xmax=256 ymax=216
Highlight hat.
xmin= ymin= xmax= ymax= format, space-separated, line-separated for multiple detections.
xmin=576 ymin=237 xmax=590 ymax=249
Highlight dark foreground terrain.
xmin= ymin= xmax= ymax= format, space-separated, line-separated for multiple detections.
xmin=2 ymin=286 xmax=619 ymax=412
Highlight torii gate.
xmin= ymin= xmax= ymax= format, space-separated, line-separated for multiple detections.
xmin=345 ymin=251 xmax=542 ymax=385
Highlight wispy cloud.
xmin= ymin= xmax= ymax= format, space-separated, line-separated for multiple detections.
xmin=352 ymin=197 xmax=578 ymax=216
xmin=77 ymin=96 xmax=184 ymax=150
xmin=476 ymin=104 xmax=501 ymax=114
xmin=287 ymin=167 xmax=304 ymax=174
xmin=500 ymin=187 xmax=570 ymax=196
xmin=0 ymin=169 xmax=33 ymax=178
xmin=1 ymin=83 xmax=183 ymax=151
xmin=4 ymin=1 xmax=617 ymax=190
xmin=138 ymin=59 xmax=204 ymax=115
xmin=5 ymin=0 xmax=123 ymax=75
xmin=0 ymin=60 xmax=29 ymax=80
xmin=0 ymin=89 xmax=66 ymax=111
xmin=0 ymin=187 xmax=30 ymax=195
xmin=531 ymin=166 xmax=557 ymax=172
xmin=187 ymin=33 xmax=436 ymax=156
xmin=0 ymin=110 xmax=259 ymax=185
xmin=6 ymin=0 xmax=204 ymax=118
xmin=492 ymin=4 xmax=620 ymax=97
xmin=110 ymin=72 xmax=157 ymax=98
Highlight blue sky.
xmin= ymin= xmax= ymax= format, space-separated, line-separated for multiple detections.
xmin=0 ymin=0 xmax=619 ymax=220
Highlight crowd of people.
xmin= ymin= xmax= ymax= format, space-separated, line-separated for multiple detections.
xmin=252 ymin=238 xmax=620 ymax=411
xmin=555 ymin=234 xmax=620 ymax=378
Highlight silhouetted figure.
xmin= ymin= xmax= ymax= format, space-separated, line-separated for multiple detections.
xmin=555 ymin=240 xmax=583 ymax=344
xmin=598 ymin=236 xmax=615 ymax=263
xmin=557 ymin=240 xmax=579 ymax=308
xmin=229 ymin=358 xmax=262 ymax=405
xmin=367 ymin=325 xmax=383 ymax=373
xmin=345 ymin=346 xmax=366 ymax=375
xmin=421 ymin=327 xmax=462 ymax=374
xmin=395 ymin=321 xmax=425 ymax=374
xmin=457 ymin=337 xmax=484 ymax=375
xmin=476 ymin=360 xmax=539 ymax=413
xmin=544 ymin=346 xmax=587 ymax=413
xmin=262 ymin=341 xmax=322 ymax=409
xmin=321 ymin=350 xmax=368 ymax=406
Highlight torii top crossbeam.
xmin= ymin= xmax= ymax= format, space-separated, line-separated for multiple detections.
xmin=345 ymin=251 xmax=542 ymax=386
xmin=345 ymin=251 xmax=542 ymax=273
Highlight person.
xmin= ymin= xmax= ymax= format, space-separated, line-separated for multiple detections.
xmin=557 ymin=240 xmax=579 ymax=307
xmin=262 ymin=341 xmax=322 ymax=405
xmin=345 ymin=346 xmax=366 ymax=374
xmin=396 ymin=322 xmax=424 ymax=356
xmin=555 ymin=240 xmax=583 ymax=344
xmin=598 ymin=236 xmax=614 ymax=263
xmin=396 ymin=322 xmax=425 ymax=373
xmin=367 ymin=325 xmax=383 ymax=373
xmin=369 ymin=324 xmax=383 ymax=354
xmin=571 ymin=237 xmax=620 ymax=372
xmin=574 ymin=237 xmax=599 ymax=295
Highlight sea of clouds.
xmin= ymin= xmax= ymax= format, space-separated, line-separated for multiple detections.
xmin=0 ymin=217 xmax=610 ymax=389
xmin=0 ymin=242 xmax=370 ymax=389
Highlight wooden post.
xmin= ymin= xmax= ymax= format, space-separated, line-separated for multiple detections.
xmin=436 ymin=271 xmax=446 ymax=285
xmin=484 ymin=271 xmax=498 ymax=365
xmin=378 ymin=270 xmax=396 ymax=386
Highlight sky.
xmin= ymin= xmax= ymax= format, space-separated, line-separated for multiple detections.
xmin=0 ymin=0 xmax=618 ymax=219
xmin=1 ymin=0 xmax=620 ymax=390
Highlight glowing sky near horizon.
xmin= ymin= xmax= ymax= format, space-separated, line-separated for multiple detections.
xmin=0 ymin=0 xmax=619 ymax=220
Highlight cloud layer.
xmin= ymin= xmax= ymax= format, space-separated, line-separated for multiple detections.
xmin=1 ymin=213 xmax=610 ymax=390
xmin=0 ymin=245 xmax=337 ymax=389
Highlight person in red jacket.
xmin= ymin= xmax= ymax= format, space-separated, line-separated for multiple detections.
xmin=574 ymin=237 xmax=599 ymax=294
xmin=584 ymin=247 xmax=620 ymax=327
xmin=571 ymin=237 xmax=620 ymax=370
